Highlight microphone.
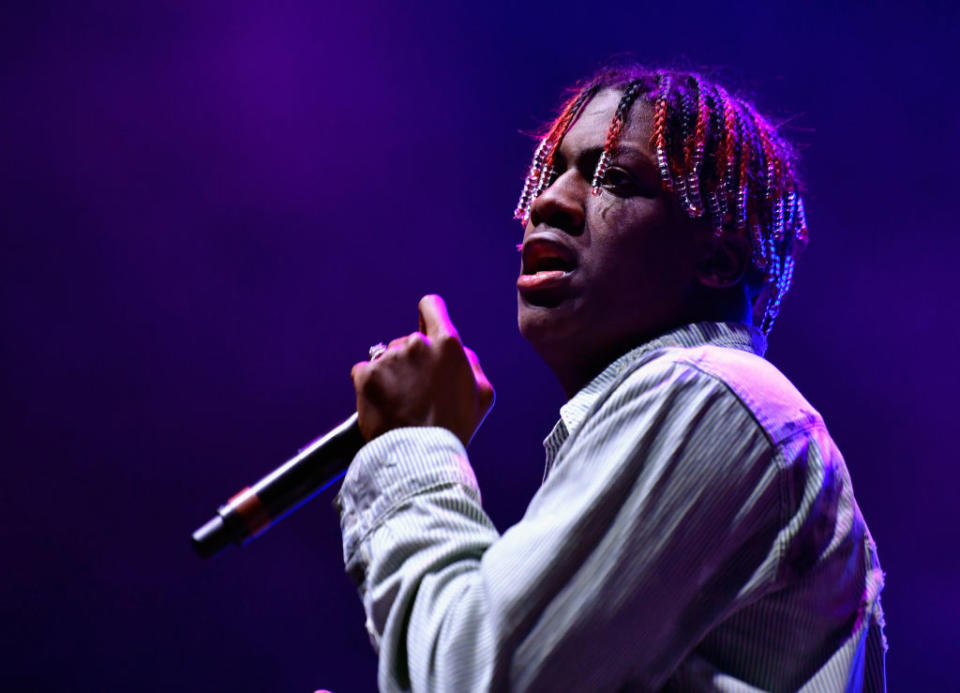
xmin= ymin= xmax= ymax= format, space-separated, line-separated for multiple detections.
xmin=191 ymin=413 xmax=366 ymax=559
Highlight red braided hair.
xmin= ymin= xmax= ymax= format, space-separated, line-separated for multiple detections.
xmin=513 ymin=64 xmax=807 ymax=335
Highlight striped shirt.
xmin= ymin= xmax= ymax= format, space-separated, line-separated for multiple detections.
xmin=336 ymin=322 xmax=887 ymax=692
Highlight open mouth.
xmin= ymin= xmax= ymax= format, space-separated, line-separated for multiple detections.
xmin=521 ymin=238 xmax=577 ymax=276
xmin=518 ymin=237 xmax=578 ymax=298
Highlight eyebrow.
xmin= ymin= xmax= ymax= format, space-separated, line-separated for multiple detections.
xmin=554 ymin=143 xmax=657 ymax=172
xmin=608 ymin=145 xmax=659 ymax=175
xmin=555 ymin=143 xmax=659 ymax=183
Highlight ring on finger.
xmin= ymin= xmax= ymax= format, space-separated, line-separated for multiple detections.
xmin=368 ymin=342 xmax=387 ymax=361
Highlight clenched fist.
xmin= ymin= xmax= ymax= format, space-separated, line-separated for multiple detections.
xmin=350 ymin=295 xmax=495 ymax=448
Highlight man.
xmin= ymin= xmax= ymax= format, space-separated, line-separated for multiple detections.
xmin=338 ymin=65 xmax=886 ymax=691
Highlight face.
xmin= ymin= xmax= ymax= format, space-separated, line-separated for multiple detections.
xmin=517 ymin=89 xmax=704 ymax=394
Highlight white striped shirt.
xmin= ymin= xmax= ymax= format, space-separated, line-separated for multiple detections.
xmin=336 ymin=322 xmax=886 ymax=692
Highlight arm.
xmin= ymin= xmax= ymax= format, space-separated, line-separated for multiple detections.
xmin=338 ymin=350 xmax=786 ymax=692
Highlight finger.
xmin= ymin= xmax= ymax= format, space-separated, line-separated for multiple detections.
xmin=463 ymin=346 xmax=496 ymax=410
xmin=387 ymin=335 xmax=409 ymax=351
xmin=418 ymin=294 xmax=460 ymax=342
xmin=387 ymin=332 xmax=430 ymax=352
xmin=462 ymin=345 xmax=483 ymax=375
xmin=350 ymin=360 xmax=368 ymax=382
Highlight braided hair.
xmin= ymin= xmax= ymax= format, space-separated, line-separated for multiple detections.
xmin=514 ymin=65 xmax=808 ymax=336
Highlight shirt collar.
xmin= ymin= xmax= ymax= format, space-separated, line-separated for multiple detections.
xmin=543 ymin=322 xmax=766 ymax=474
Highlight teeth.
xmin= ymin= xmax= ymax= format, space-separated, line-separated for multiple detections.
xmin=522 ymin=239 xmax=575 ymax=275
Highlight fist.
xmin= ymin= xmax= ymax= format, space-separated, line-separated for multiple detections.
xmin=350 ymin=295 xmax=495 ymax=448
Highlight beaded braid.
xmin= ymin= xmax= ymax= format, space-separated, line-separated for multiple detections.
xmin=653 ymin=74 xmax=675 ymax=192
xmin=590 ymin=80 xmax=645 ymax=194
xmin=714 ymin=84 xmax=737 ymax=226
xmin=513 ymin=137 xmax=550 ymax=223
xmin=513 ymin=86 xmax=598 ymax=224
xmin=513 ymin=65 xmax=808 ymax=336
xmin=699 ymin=84 xmax=724 ymax=233
xmin=538 ymin=87 xmax=597 ymax=198
xmin=734 ymin=103 xmax=765 ymax=267
xmin=683 ymin=75 xmax=708 ymax=217
xmin=673 ymin=88 xmax=695 ymax=213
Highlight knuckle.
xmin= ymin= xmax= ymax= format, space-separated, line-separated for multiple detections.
xmin=359 ymin=368 xmax=384 ymax=397
xmin=351 ymin=361 xmax=367 ymax=382
xmin=436 ymin=333 xmax=461 ymax=353
xmin=406 ymin=332 xmax=427 ymax=352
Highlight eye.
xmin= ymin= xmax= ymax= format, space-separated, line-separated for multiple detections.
xmin=601 ymin=167 xmax=641 ymax=195
xmin=601 ymin=166 xmax=659 ymax=198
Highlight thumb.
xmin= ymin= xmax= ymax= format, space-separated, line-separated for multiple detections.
xmin=418 ymin=294 xmax=460 ymax=341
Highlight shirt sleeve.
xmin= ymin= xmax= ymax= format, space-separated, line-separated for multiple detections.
xmin=335 ymin=358 xmax=788 ymax=692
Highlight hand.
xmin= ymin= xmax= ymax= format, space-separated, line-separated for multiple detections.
xmin=350 ymin=295 xmax=495 ymax=447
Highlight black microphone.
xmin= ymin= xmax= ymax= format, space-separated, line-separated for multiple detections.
xmin=191 ymin=413 xmax=366 ymax=559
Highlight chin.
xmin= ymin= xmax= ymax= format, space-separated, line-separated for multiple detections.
xmin=517 ymin=298 xmax=578 ymax=352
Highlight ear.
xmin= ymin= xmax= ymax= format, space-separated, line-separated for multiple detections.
xmin=695 ymin=229 xmax=752 ymax=289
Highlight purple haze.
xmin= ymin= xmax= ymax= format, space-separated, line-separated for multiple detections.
xmin=2 ymin=1 xmax=957 ymax=690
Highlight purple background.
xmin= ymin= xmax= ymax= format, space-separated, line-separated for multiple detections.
xmin=3 ymin=2 xmax=957 ymax=690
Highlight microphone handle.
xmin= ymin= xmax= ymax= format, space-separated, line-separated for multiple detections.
xmin=191 ymin=413 xmax=365 ymax=559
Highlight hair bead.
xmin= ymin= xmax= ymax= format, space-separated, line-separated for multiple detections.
xmin=772 ymin=196 xmax=785 ymax=242
xmin=654 ymin=74 xmax=675 ymax=192
xmin=736 ymin=182 xmax=749 ymax=231
xmin=591 ymin=150 xmax=611 ymax=196
xmin=514 ymin=137 xmax=550 ymax=222
xmin=795 ymin=196 xmax=808 ymax=243
xmin=705 ymin=190 xmax=724 ymax=235
xmin=686 ymin=76 xmax=708 ymax=216
xmin=751 ymin=222 xmax=767 ymax=267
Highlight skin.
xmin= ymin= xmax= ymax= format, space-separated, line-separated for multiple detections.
xmin=351 ymin=295 xmax=495 ymax=446
xmin=518 ymin=88 xmax=753 ymax=397
xmin=352 ymin=88 xmax=752 ymax=444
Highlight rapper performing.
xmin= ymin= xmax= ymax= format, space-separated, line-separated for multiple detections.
xmin=190 ymin=63 xmax=888 ymax=692
xmin=333 ymin=64 xmax=887 ymax=691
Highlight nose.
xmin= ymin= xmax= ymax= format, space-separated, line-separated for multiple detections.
xmin=528 ymin=169 xmax=586 ymax=233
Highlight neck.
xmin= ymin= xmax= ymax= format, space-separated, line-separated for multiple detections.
xmin=544 ymin=320 xmax=687 ymax=399
xmin=547 ymin=301 xmax=753 ymax=399
xmin=552 ymin=346 xmax=634 ymax=400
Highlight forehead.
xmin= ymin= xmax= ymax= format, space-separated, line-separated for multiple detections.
xmin=559 ymin=88 xmax=655 ymax=157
